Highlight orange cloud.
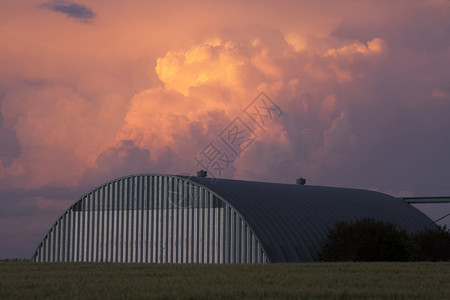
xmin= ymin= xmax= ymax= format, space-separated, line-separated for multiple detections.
xmin=325 ymin=38 xmax=386 ymax=57
xmin=0 ymin=0 xmax=447 ymax=196
xmin=2 ymin=0 xmax=450 ymax=260
xmin=1 ymin=86 xmax=127 ymax=188
xmin=156 ymin=40 xmax=250 ymax=96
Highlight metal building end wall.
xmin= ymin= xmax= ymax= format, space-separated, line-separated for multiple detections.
xmin=32 ymin=174 xmax=268 ymax=263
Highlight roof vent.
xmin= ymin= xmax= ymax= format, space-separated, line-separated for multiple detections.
xmin=197 ymin=170 xmax=207 ymax=177
xmin=296 ymin=177 xmax=306 ymax=185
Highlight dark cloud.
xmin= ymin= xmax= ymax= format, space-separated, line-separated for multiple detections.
xmin=0 ymin=112 xmax=21 ymax=167
xmin=332 ymin=5 xmax=450 ymax=53
xmin=2 ymin=0 xmax=450 ymax=260
xmin=0 ymin=185 xmax=86 ymax=218
xmin=0 ymin=186 xmax=83 ymax=258
xmin=79 ymin=140 xmax=179 ymax=189
xmin=39 ymin=1 xmax=96 ymax=22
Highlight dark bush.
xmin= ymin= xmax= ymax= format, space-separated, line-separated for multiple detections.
xmin=318 ymin=218 xmax=416 ymax=262
xmin=413 ymin=225 xmax=450 ymax=261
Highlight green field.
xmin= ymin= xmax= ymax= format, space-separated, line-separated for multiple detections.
xmin=1 ymin=261 xmax=449 ymax=299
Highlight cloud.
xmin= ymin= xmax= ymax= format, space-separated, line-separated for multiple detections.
xmin=80 ymin=140 xmax=155 ymax=187
xmin=1 ymin=85 xmax=127 ymax=188
xmin=431 ymin=90 xmax=448 ymax=99
xmin=325 ymin=38 xmax=386 ymax=57
xmin=0 ymin=112 xmax=21 ymax=168
xmin=0 ymin=186 xmax=80 ymax=217
xmin=39 ymin=1 xmax=96 ymax=22
xmin=155 ymin=40 xmax=253 ymax=96
xmin=331 ymin=2 xmax=450 ymax=53
xmin=1 ymin=0 xmax=450 ymax=259
xmin=0 ymin=185 xmax=84 ymax=258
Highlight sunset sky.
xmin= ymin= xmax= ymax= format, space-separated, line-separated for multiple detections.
xmin=1 ymin=0 xmax=450 ymax=259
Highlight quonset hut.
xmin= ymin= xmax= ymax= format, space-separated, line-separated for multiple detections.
xmin=32 ymin=173 xmax=432 ymax=263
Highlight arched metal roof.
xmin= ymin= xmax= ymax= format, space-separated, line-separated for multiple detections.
xmin=32 ymin=173 xmax=434 ymax=263
xmin=182 ymin=176 xmax=433 ymax=262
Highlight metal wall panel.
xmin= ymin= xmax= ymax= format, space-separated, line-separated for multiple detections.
xmin=33 ymin=174 xmax=267 ymax=263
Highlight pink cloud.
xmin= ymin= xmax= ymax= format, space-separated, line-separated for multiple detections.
xmin=1 ymin=0 xmax=450 ymax=258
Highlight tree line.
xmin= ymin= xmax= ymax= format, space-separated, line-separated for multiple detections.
xmin=319 ymin=218 xmax=450 ymax=261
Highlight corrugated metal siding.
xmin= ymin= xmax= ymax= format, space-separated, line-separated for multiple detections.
xmin=33 ymin=174 xmax=433 ymax=263
xmin=184 ymin=177 xmax=434 ymax=262
xmin=32 ymin=175 xmax=268 ymax=263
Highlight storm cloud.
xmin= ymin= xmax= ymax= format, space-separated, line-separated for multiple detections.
xmin=39 ymin=1 xmax=96 ymax=22
xmin=1 ymin=0 xmax=449 ymax=259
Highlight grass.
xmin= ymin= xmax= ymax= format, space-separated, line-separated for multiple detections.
xmin=0 ymin=261 xmax=449 ymax=299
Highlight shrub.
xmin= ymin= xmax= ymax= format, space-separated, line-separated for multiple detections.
xmin=413 ymin=225 xmax=450 ymax=261
xmin=318 ymin=218 xmax=415 ymax=262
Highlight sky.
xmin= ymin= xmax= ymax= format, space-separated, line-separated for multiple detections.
xmin=1 ymin=0 xmax=449 ymax=259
